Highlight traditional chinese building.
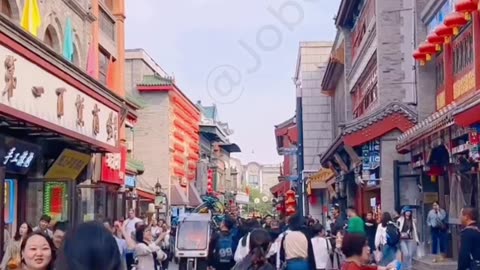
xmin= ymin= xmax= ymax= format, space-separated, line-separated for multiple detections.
xmin=0 ymin=0 xmax=130 ymax=253
xmin=125 ymin=49 xmax=203 ymax=213
xmin=397 ymin=0 xmax=480 ymax=262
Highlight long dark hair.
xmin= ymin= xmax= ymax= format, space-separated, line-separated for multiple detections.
xmin=248 ymin=229 xmax=272 ymax=268
xmin=55 ymin=221 xmax=121 ymax=270
xmin=381 ymin=212 xmax=393 ymax=227
xmin=21 ymin=232 xmax=56 ymax=270
xmin=14 ymin=222 xmax=32 ymax=241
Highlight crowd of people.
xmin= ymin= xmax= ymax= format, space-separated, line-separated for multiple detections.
xmin=0 ymin=204 xmax=479 ymax=270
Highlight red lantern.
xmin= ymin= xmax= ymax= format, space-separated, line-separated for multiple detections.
xmin=427 ymin=33 xmax=445 ymax=51
xmin=207 ymin=169 xmax=214 ymax=193
xmin=413 ymin=50 xmax=427 ymax=66
xmin=445 ymin=12 xmax=468 ymax=35
xmin=418 ymin=42 xmax=437 ymax=61
xmin=427 ymin=166 xmax=444 ymax=183
xmin=455 ymin=0 xmax=478 ymax=21
xmin=435 ymin=24 xmax=455 ymax=44
xmin=285 ymin=190 xmax=297 ymax=216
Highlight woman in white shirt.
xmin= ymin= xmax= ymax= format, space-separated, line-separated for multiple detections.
xmin=374 ymin=212 xmax=399 ymax=266
xmin=397 ymin=208 xmax=419 ymax=270
xmin=310 ymin=224 xmax=333 ymax=270
xmin=132 ymin=224 xmax=168 ymax=270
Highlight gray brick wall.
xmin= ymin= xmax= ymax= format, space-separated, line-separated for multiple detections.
xmin=134 ymin=92 xmax=171 ymax=190
xmin=125 ymin=58 xmax=157 ymax=94
xmin=298 ymin=43 xmax=333 ymax=171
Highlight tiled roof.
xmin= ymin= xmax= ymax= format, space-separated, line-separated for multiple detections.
xmin=127 ymin=159 xmax=145 ymax=174
xmin=343 ymin=102 xmax=417 ymax=135
xmin=126 ymin=93 xmax=147 ymax=109
xmin=202 ymin=105 xmax=217 ymax=120
xmin=397 ymin=103 xmax=456 ymax=151
xmin=138 ymin=74 xmax=174 ymax=86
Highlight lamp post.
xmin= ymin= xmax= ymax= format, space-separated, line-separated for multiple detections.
xmin=155 ymin=179 xmax=162 ymax=222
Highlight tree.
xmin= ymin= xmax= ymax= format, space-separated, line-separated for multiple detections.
xmin=246 ymin=187 xmax=272 ymax=217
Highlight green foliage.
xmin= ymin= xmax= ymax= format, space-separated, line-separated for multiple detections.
xmin=246 ymin=187 xmax=272 ymax=216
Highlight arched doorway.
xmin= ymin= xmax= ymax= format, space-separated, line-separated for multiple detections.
xmin=0 ymin=0 xmax=12 ymax=18
xmin=43 ymin=25 xmax=60 ymax=53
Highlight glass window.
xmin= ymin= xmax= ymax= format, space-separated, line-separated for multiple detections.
xmin=98 ymin=48 xmax=110 ymax=85
xmin=177 ymin=221 xmax=209 ymax=250
xmin=77 ymin=186 xmax=106 ymax=222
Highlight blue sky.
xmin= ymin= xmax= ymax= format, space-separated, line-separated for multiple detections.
xmin=125 ymin=0 xmax=340 ymax=164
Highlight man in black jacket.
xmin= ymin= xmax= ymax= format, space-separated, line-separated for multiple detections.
xmin=458 ymin=207 xmax=480 ymax=270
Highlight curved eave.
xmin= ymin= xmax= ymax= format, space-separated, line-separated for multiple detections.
xmin=219 ymin=143 xmax=241 ymax=153
xmin=335 ymin=0 xmax=360 ymax=28
xmin=321 ymin=57 xmax=344 ymax=91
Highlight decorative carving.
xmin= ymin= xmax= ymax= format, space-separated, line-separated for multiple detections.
xmin=2 ymin=56 xmax=17 ymax=101
xmin=55 ymin=88 xmax=67 ymax=118
xmin=75 ymin=95 xmax=85 ymax=127
xmin=92 ymin=104 xmax=100 ymax=135
xmin=106 ymin=112 xmax=114 ymax=141
xmin=31 ymin=86 xmax=45 ymax=98
xmin=113 ymin=115 xmax=118 ymax=142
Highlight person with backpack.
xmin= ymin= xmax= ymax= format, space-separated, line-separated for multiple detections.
xmin=374 ymin=212 xmax=400 ymax=267
xmin=207 ymin=218 xmax=237 ymax=269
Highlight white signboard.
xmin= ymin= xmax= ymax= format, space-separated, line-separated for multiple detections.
xmin=0 ymin=45 xmax=119 ymax=147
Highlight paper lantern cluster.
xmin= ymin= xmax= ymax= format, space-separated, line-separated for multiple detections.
xmin=285 ymin=189 xmax=297 ymax=216
xmin=207 ymin=169 xmax=214 ymax=193
xmin=413 ymin=0 xmax=477 ymax=66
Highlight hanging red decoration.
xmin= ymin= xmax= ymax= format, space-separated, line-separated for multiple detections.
xmin=427 ymin=33 xmax=445 ymax=51
xmin=435 ymin=24 xmax=455 ymax=44
xmin=444 ymin=12 xmax=469 ymax=35
xmin=413 ymin=50 xmax=427 ymax=66
xmin=427 ymin=165 xmax=444 ymax=183
xmin=285 ymin=190 xmax=297 ymax=216
xmin=455 ymin=0 xmax=478 ymax=21
xmin=207 ymin=169 xmax=214 ymax=193
xmin=418 ymin=42 xmax=437 ymax=61
xmin=309 ymin=195 xmax=317 ymax=205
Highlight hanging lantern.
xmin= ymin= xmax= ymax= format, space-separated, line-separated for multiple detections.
xmin=445 ymin=12 xmax=468 ymax=35
xmin=435 ymin=24 xmax=455 ymax=44
xmin=418 ymin=42 xmax=437 ymax=61
xmin=207 ymin=169 xmax=214 ymax=193
xmin=413 ymin=50 xmax=427 ymax=66
xmin=428 ymin=165 xmax=444 ymax=183
xmin=455 ymin=0 xmax=478 ymax=21
xmin=285 ymin=189 xmax=297 ymax=216
xmin=427 ymin=33 xmax=445 ymax=51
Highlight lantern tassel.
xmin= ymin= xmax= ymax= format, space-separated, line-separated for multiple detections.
xmin=420 ymin=60 xmax=425 ymax=66
xmin=426 ymin=54 xmax=432 ymax=61
xmin=465 ymin=12 xmax=472 ymax=21
xmin=453 ymin=27 xmax=459 ymax=36
xmin=435 ymin=44 xmax=441 ymax=51
xmin=445 ymin=36 xmax=451 ymax=44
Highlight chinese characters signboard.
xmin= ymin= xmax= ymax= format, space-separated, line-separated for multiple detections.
xmin=0 ymin=135 xmax=41 ymax=174
xmin=100 ymin=146 xmax=126 ymax=185
xmin=44 ymin=149 xmax=90 ymax=180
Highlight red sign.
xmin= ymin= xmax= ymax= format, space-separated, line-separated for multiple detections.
xmin=101 ymin=146 xmax=127 ymax=185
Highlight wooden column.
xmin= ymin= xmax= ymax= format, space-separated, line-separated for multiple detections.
xmin=474 ymin=11 xmax=480 ymax=90
xmin=444 ymin=42 xmax=454 ymax=104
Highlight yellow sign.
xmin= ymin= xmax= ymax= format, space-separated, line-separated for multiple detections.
xmin=309 ymin=168 xmax=335 ymax=189
xmin=44 ymin=149 xmax=91 ymax=180
xmin=454 ymin=70 xmax=475 ymax=100
xmin=436 ymin=91 xmax=445 ymax=110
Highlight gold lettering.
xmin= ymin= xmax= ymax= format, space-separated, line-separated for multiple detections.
xmin=454 ymin=70 xmax=475 ymax=100
xmin=436 ymin=91 xmax=445 ymax=110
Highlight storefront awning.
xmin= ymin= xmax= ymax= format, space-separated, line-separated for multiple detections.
xmin=136 ymin=188 xmax=155 ymax=201
xmin=170 ymin=183 xmax=188 ymax=206
xmin=270 ymin=180 xmax=291 ymax=196
xmin=188 ymin=182 xmax=202 ymax=207
xmin=397 ymin=103 xmax=456 ymax=152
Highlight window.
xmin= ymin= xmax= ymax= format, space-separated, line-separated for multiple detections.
xmin=435 ymin=59 xmax=444 ymax=90
xmin=98 ymin=48 xmax=110 ymax=85
xmin=43 ymin=25 xmax=60 ymax=53
xmin=0 ymin=0 xmax=12 ymax=18
xmin=453 ymin=32 xmax=473 ymax=75
xmin=99 ymin=6 xmax=115 ymax=41
xmin=248 ymin=175 xmax=259 ymax=186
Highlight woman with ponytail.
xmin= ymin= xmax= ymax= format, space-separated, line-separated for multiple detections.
xmin=233 ymin=229 xmax=275 ymax=270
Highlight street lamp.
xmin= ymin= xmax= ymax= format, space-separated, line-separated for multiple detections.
xmin=155 ymin=179 xmax=162 ymax=221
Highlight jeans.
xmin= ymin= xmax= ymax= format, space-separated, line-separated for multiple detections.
xmin=431 ymin=227 xmax=446 ymax=254
xmin=379 ymin=245 xmax=397 ymax=266
xmin=286 ymin=259 xmax=310 ymax=270
xmin=400 ymin=240 xmax=417 ymax=270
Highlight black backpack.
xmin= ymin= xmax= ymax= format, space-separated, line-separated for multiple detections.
xmin=385 ymin=223 xmax=400 ymax=246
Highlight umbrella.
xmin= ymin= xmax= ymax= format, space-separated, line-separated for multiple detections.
xmin=20 ymin=0 xmax=42 ymax=37
xmin=63 ymin=17 xmax=74 ymax=62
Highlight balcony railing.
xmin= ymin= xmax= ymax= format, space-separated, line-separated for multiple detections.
xmin=99 ymin=7 xmax=115 ymax=41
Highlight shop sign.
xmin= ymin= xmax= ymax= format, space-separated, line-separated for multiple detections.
xmin=0 ymin=46 xmax=119 ymax=148
xmin=4 ymin=179 xmax=15 ymax=224
xmin=0 ymin=135 xmax=41 ymax=174
xmin=454 ymin=70 xmax=475 ymax=100
xmin=45 ymin=149 xmax=90 ymax=180
xmin=125 ymin=174 xmax=136 ymax=188
xmin=101 ymin=146 xmax=127 ymax=185
xmin=427 ymin=0 xmax=455 ymax=33
xmin=362 ymin=140 xmax=380 ymax=171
